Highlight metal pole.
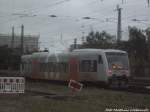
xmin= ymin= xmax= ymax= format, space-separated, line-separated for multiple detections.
xmin=21 ymin=24 xmax=24 ymax=55
xmin=117 ymin=5 xmax=122 ymax=43
xmin=74 ymin=38 xmax=77 ymax=49
xmin=11 ymin=26 xmax=14 ymax=49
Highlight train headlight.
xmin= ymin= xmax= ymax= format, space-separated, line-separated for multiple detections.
xmin=112 ymin=64 xmax=122 ymax=69
xmin=112 ymin=64 xmax=117 ymax=69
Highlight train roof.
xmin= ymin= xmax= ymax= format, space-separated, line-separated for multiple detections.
xmin=21 ymin=49 xmax=127 ymax=63
xmin=73 ymin=49 xmax=126 ymax=54
xmin=103 ymin=49 xmax=127 ymax=53
xmin=48 ymin=52 xmax=69 ymax=62
xmin=21 ymin=54 xmax=32 ymax=62
xmin=22 ymin=51 xmax=69 ymax=63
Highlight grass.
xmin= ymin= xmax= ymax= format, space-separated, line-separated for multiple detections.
xmin=0 ymin=81 xmax=150 ymax=112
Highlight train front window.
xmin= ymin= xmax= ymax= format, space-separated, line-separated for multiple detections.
xmin=106 ymin=52 xmax=129 ymax=70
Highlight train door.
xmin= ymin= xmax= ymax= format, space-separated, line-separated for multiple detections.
xmin=68 ymin=57 xmax=79 ymax=81
xmin=31 ymin=59 xmax=39 ymax=79
xmin=97 ymin=55 xmax=106 ymax=81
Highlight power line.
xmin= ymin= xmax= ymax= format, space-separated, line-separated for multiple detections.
xmin=0 ymin=0 xmax=71 ymax=24
xmin=147 ymin=0 xmax=150 ymax=7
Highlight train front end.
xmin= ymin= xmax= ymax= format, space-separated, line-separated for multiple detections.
xmin=105 ymin=51 xmax=130 ymax=88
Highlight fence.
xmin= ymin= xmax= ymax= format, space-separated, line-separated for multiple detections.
xmin=0 ymin=77 xmax=25 ymax=93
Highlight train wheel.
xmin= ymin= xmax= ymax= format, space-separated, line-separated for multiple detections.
xmin=108 ymin=78 xmax=129 ymax=89
xmin=120 ymin=80 xmax=129 ymax=89
xmin=108 ymin=79 xmax=119 ymax=88
xmin=109 ymin=79 xmax=122 ymax=89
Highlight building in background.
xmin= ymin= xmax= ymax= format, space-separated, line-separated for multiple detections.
xmin=0 ymin=34 xmax=39 ymax=53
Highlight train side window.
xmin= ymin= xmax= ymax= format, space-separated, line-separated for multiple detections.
xmin=59 ymin=62 xmax=68 ymax=73
xmin=27 ymin=63 xmax=29 ymax=72
xmin=55 ymin=63 xmax=59 ymax=72
xmin=91 ymin=60 xmax=97 ymax=72
xmin=45 ymin=63 xmax=48 ymax=72
xmin=29 ymin=63 xmax=31 ymax=73
xmin=52 ymin=63 xmax=55 ymax=72
xmin=98 ymin=55 xmax=103 ymax=64
xmin=40 ymin=63 xmax=42 ymax=72
xmin=49 ymin=63 xmax=51 ymax=72
xmin=40 ymin=63 xmax=45 ymax=72
xmin=26 ymin=63 xmax=28 ymax=72
xmin=49 ymin=62 xmax=53 ymax=72
xmin=24 ymin=63 xmax=26 ymax=72
xmin=48 ymin=62 xmax=68 ymax=73
xmin=21 ymin=63 xmax=24 ymax=71
xmin=60 ymin=63 xmax=64 ymax=73
xmin=51 ymin=63 xmax=53 ymax=72
xmin=53 ymin=63 xmax=56 ymax=72
xmin=64 ymin=63 xmax=68 ymax=73
xmin=80 ymin=60 xmax=91 ymax=72
xmin=80 ymin=60 xmax=97 ymax=72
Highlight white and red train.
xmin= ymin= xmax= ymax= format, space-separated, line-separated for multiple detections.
xmin=21 ymin=49 xmax=130 ymax=87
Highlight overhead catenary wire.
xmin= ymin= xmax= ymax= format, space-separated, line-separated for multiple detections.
xmin=1 ymin=0 xmax=150 ymax=51
xmin=0 ymin=0 xmax=71 ymax=24
xmin=1 ymin=0 xmax=149 ymax=26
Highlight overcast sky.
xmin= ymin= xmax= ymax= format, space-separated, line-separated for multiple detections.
xmin=0 ymin=0 xmax=150 ymax=52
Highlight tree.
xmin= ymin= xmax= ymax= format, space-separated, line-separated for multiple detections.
xmin=81 ymin=31 xmax=116 ymax=49
xmin=0 ymin=46 xmax=12 ymax=69
xmin=127 ymin=26 xmax=148 ymax=76
xmin=0 ymin=45 xmax=21 ymax=70
xmin=145 ymin=27 xmax=150 ymax=61
xmin=128 ymin=26 xmax=147 ymax=60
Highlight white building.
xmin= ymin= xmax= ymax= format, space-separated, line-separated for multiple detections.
xmin=0 ymin=34 xmax=39 ymax=53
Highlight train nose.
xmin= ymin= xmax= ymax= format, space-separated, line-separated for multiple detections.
xmin=121 ymin=70 xmax=130 ymax=77
xmin=110 ymin=70 xmax=129 ymax=77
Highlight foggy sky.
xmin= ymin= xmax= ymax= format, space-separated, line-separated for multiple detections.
xmin=0 ymin=0 xmax=150 ymax=52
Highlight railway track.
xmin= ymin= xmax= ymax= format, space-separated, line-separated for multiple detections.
xmin=127 ymin=86 xmax=150 ymax=94
xmin=25 ymin=87 xmax=150 ymax=101
xmin=25 ymin=79 xmax=150 ymax=97
xmin=26 ymin=90 xmax=56 ymax=96
xmin=0 ymin=72 xmax=149 ymax=96
xmin=1 ymin=70 xmax=150 ymax=95
xmin=26 ymin=89 xmax=81 ymax=100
